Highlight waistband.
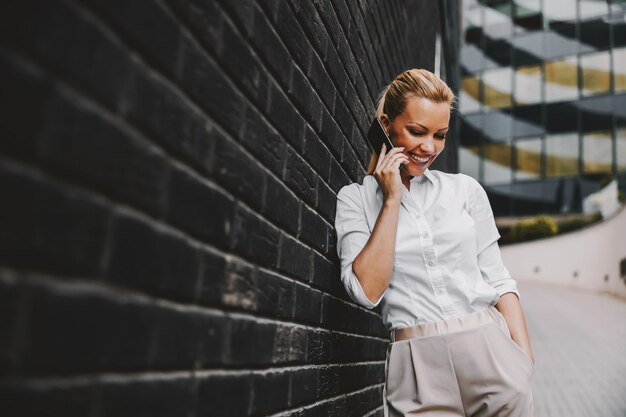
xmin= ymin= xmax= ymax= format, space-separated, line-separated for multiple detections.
xmin=390 ymin=305 xmax=500 ymax=342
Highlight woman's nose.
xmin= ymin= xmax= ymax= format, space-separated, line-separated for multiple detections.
xmin=419 ymin=136 xmax=435 ymax=153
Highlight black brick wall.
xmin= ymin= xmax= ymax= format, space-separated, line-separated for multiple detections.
xmin=0 ymin=0 xmax=438 ymax=415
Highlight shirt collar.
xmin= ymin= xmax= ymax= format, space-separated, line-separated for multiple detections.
xmin=409 ymin=168 xmax=435 ymax=185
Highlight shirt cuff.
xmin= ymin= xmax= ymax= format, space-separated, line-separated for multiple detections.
xmin=489 ymin=280 xmax=521 ymax=306
xmin=343 ymin=266 xmax=386 ymax=309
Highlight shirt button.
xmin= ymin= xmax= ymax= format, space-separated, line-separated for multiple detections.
xmin=427 ymin=260 xmax=435 ymax=266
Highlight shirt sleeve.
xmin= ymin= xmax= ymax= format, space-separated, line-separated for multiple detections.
xmin=334 ymin=184 xmax=387 ymax=309
xmin=464 ymin=175 xmax=521 ymax=304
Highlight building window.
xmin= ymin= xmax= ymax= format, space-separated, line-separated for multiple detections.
xmin=581 ymin=51 xmax=611 ymax=96
xmin=514 ymin=136 xmax=542 ymax=180
xmin=514 ymin=65 xmax=542 ymax=105
xmin=583 ymin=130 xmax=613 ymax=174
xmin=461 ymin=75 xmax=481 ymax=113
xmin=545 ymin=56 xmax=579 ymax=102
xmin=483 ymin=142 xmax=513 ymax=185
xmin=482 ymin=67 xmax=513 ymax=109
xmin=546 ymin=132 xmax=579 ymax=177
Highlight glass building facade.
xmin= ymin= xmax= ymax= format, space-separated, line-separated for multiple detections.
xmin=458 ymin=0 xmax=626 ymax=216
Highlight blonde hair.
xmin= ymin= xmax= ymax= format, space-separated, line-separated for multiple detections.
xmin=366 ymin=68 xmax=456 ymax=174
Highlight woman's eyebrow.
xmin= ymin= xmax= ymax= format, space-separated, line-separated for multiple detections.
xmin=407 ymin=122 xmax=448 ymax=132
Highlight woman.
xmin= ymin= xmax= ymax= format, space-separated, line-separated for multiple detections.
xmin=334 ymin=69 xmax=535 ymax=416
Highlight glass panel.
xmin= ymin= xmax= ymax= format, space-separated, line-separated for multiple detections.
xmin=614 ymin=48 xmax=626 ymax=92
xmin=482 ymin=67 xmax=513 ymax=109
xmin=581 ymin=51 xmax=611 ymax=96
xmin=579 ymin=0 xmax=608 ymax=20
xmin=546 ymin=132 xmax=579 ymax=177
xmin=617 ymin=128 xmax=626 ymax=172
xmin=545 ymin=25 xmax=579 ymax=59
xmin=461 ymin=75 xmax=481 ymax=113
xmin=515 ymin=136 xmax=542 ymax=180
xmin=514 ymin=104 xmax=544 ymax=137
xmin=483 ymin=111 xmax=513 ymax=141
xmin=580 ymin=19 xmax=610 ymax=50
xmin=484 ymin=1 xmax=513 ymax=39
xmin=513 ymin=0 xmax=542 ymax=33
xmin=545 ymin=56 xmax=579 ymax=102
xmin=484 ymin=142 xmax=513 ymax=185
xmin=461 ymin=45 xmax=486 ymax=73
xmin=544 ymin=0 xmax=577 ymax=25
xmin=583 ymin=130 xmax=613 ymax=174
xmin=459 ymin=146 xmax=481 ymax=179
xmin=514 ymin=65 xmax=542 ymax=105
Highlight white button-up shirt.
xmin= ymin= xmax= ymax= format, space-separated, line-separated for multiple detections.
xmin=334 ymin=168 xmax=520 ymax=331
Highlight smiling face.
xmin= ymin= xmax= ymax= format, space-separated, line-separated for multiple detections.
xmin=380 ymin=96 xmax=451 ymax=177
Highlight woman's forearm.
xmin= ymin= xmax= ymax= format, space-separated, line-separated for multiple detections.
xmin=351 ymin=199 xmax=402 ymax=304
xmin=496 ymin=292 xmax=535 ymax=364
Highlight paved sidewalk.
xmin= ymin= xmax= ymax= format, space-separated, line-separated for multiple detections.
xmin=518 ymin=280 xmax=626 ymax=417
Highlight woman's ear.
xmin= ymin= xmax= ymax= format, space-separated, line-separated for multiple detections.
xmin=379 ymin=114 xmax=390 ymax=130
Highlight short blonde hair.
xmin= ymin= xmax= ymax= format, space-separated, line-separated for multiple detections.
xmin=367 ymin=69 xmax=455 ymax=174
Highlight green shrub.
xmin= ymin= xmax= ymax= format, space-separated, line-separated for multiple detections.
xmin=510 ymin=215 xmax=558 ymax=242
xmin=558 ymin=217 xmax=588 ymax=234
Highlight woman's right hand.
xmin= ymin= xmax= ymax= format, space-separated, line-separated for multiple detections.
xmin=373 ymin=143 xmax=409 ymax=203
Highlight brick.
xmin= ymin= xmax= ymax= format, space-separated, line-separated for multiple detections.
xmin=290 ymin=368 xmax=319 ymax=406
xmin=239 ymin=103 xmax=287 ymax=174
xmin=267 ymin=81 xmax=306 ymax=152
xmin=346 ymin=385 xmax=384 ymax=416
xmin=121 ymin=66 xmax=213 ymax=172
xmin=250 ymin=370 xmax=291 ymax=414
xmin=299 ymin=205 xmax=329 ymax=255
xmin=196 ymin=373 xmax=252 ymax=417
xmin=0 ymin=49 xmax=49 ymax=158
xmin=219 ymin=16 xmax=270 ymax=104
xmin=255 ymin=269 xmax=296 ymax=319
xmin=105 ymin=213 xmax=200 ymax=301
xmin=263 ymin=175 xmax=300 ymax=236
xmin=38 ymin=90 xmax=168 ymax=217
xmin=165 ymin=167 xmax=235 ymax=248
xmin=20 ymin=282 xmax=156 ymax=373
xmin=307 ymin=52 xmax=336 ymax=112
xmin=0 ymin=382 xmax=94 ymax=417
xmin=319 ymin=108 xmax=343 ymax=158
xmin=230 ymin=203 xmax=280 ymax=267
xmin=272 ymin=324 xmax=307 ymax=363
xmin=79 ymin=0 xmax=182 ymax=81
xmin=212 ymin=137 xmax=266 ymax=211
xmin=278 ymin=233 xmax=312 ymax=281
xmin=250 ymin=3 xmax=295 ymax=90
xmin=274 ymin=1 xmax=313 ymax=70
xmin=0 ymin=279 xmax=19 ymax=373
xmin=290 ymin=67 xmax=324 ymax=131
xmin=293 ymin=283 xmax=323 ymax=325
xmin=228 ymin=318 xmax=276 ymax=365
xmin=151 ymin=308 xmax=227 ymax=370
xmin=329 ymin=155 xmax=351 ymax=193
xmin=175 ymin=38 xmax=247 ymax=133
xmin=303 ymin=124 xmax=331 ymax=183
xmin=164 ymin=0 xmax=222 ymax=53
xmin=311 ymin=251 xmax=343 ymax=297
xmin=0 ymin=0 xmax=132 ymax=111
xmin=284 ymin=147 xmax=318 ymax=207
xmin=0 ymin=165 xmax=109 ymax=277
xmin=317 ymin=179 xmax=337 ymax=223
xmin=100 ymin=376 xmax=194 ymax=417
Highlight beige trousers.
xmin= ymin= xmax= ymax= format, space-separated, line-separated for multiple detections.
xmin=383 ymin=305 xmax=535 ymax=416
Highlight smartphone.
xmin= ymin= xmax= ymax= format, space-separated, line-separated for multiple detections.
xmin=367 ymin=118 xmax=403 ymax=170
